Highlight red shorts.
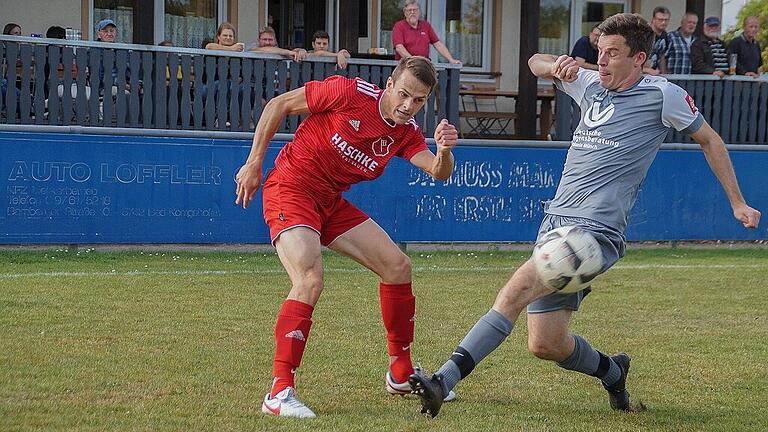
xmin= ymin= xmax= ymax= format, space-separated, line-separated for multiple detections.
xmin=262 ymin=171 xmax=370 ymax=246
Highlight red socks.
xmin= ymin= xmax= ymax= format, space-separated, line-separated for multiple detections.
xmin=271 ymin=299 xmax=314 ymax=397
xmin=379 ymin=282 xmax=415 ymax=383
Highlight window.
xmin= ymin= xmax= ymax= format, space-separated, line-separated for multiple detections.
xmin=539 ymin=0 xmax=571 ymax=56
xmin=93 ymin=0 xmax=224 ymax=47
xmin=442 ymin=0 xmax=487 ymax=68
xmin=93 ymin=0 xmax=134 ymax=43
xmin=165 ymin=0 xmax=218 ymax=49
xmin=379 ymin=0 xmax=423 ymax=55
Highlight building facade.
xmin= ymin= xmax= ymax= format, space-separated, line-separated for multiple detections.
xmin=7 ymin=0 xmax=724 ymax=92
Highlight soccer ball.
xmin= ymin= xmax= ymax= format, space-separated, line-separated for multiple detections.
xmin=532 ymin=226 xmax=604 ymax=294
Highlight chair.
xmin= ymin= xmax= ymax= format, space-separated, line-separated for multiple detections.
xmin=459 ymin=85 xmax=515 ymax=138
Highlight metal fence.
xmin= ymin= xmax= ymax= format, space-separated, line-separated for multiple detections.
xmin=553 ymin=74 xmax=768 ymax=144
xmin=0 ymin=36 xmax=461 ymax=136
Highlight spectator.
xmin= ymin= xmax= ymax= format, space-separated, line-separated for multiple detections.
xmin=307 ymin=30 xmax=351 ymax=69
xmin=665 ymin=12 xmax=698 ymax=74
xmin=158 ymin=40 xmax=183 ymax=81
xmin=94 ymin=19 xmax=131 ymax=96
xmin=95 ymin=19 xmax=118 ymax=42
xmin=3 ymin=23 xmax=21 ymax=36
xmin=205 ymin=22 xmax=245 ymax=52
xmin=46 ymin=26 xmax=66 ymax=39
xmin=249 ymin=26 xmax=307 ymax=61
xmin=728 ymin=16 xmax=763 ymax=77
xmin=570 ymin=25 xmax=600 ymax=70
xmin=690 ymin=16 xmax=728 ymax=77
xmin=644 ymin=6 xmax=670 ymax=75
xmin=392 ymin=0 xmax=460 ymax=64
xmin=1 ymin=24 xmax=22 ymax=115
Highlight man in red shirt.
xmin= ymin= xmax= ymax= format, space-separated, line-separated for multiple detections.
xmin=235 ymin=56 xmax=459 ymax=418
xmin=392 ymin=0 xmax=461 ymax=64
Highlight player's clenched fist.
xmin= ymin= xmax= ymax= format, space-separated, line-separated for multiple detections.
xmin=234 ymin=162 xmax=263 ymax=209
xmin=434 ymin=119 xmax=458 ymax=152
xmin=552 ymin=55 xmax=579 ymax=82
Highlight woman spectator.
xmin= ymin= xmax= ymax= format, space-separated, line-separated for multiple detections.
xmin=3 ymin=23 xmax=22 ymax=36
xmin=205 ymin=22 xmax=244 ymax=52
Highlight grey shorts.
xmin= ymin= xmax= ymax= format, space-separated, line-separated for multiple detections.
xmin=527 ymin=213 xmax=626 ymax=314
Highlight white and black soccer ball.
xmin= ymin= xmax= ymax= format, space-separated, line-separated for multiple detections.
xmin=532 ymin=226 xmax=604 ymax=294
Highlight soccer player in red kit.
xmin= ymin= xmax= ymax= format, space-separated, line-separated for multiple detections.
xmin=235 ymin=56 xmax=459 ymax=418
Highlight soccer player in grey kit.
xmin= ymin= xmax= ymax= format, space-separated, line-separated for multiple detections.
xmin=409 ymin=13 xmax=761 ymax=417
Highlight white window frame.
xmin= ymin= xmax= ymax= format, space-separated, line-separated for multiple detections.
xmin=90 ymin=0 xmax=228 ymax=44
xmin=428 ymin=0 xmax=493 ymax=71
xmin=569 ymin=0 xmax=628 ymax=51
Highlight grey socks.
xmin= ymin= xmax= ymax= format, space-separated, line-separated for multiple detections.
xmin=557 ymin=334 xmax=622 ymax=386
xmin=436 ymin=309 xmax=513 ymax=394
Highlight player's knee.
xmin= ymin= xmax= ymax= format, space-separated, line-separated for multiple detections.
xmin=528 ymin=339 xmax=561 ymax=361
xmin=295 ymin=269 xmax=324 ymax=297
xmin=381 ymin=252 xmax=411 ymax=282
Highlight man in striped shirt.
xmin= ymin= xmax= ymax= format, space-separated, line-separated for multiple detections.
xmin=691 ymin=16 xmax=729 ymax=77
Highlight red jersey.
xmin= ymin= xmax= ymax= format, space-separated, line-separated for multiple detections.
xmin=391 ymin=19 xmax=439 ymax=60
xmin=272 ymin=76 xmax=428 ymax=202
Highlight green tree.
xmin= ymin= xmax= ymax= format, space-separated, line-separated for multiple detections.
xmin=723 ymin=0 xmax=768 ymax=72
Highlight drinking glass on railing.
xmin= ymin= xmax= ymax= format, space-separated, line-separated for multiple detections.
xmin=729 ymin=53 xmax=737 ymax=75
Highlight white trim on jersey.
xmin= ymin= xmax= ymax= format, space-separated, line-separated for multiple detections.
xmin=378 ymin=95 xmax=396 ymax=128
xmin=356 ymin=78 xmax=381 ymax=98
xmin=406 ymin=118 xmax=420 ymax=131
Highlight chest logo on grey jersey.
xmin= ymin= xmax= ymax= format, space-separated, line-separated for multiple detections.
xmin=583 ymin=101 xmax=615 ymax=128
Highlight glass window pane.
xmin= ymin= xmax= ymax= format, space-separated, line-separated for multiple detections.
xmin=444 ymin=0 xmax=485 ymax=67
xmin=581 ymin=2 xmax=623 ymax=35
xmin=539 ymin=0 xmax=570 ymax=55
xmin=165 ymin=0 xmax=218 ymax=49
xmin=379 ymin=0 xmax=426 ymax=55
xmin=94 ymin=0 xmax=133 ymax=44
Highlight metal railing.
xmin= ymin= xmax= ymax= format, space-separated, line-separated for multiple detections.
xmin=0 ymin=36 xmax=461 ymax=136
xmin=553 ymin=74 xmax=768 ymax=144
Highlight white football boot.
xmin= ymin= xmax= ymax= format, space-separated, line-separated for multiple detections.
xmin=386 ymin=371 xmax=456 ymax=401
xmin=261 ymin=387 xmax=316 ymax=418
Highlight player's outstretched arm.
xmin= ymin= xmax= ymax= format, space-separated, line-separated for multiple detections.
xmin=691 ymin=121 xmax=761 ymax=228
xmin=409 ymin=119 xmax=457 ymax=181
xmin=528 ymin=53 xmax=579 ymax=82
xmin=235 ymin=87 xmax=310 ymax=209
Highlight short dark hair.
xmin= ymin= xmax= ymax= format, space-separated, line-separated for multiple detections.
xmin=46 ymin=25 xmax=66 ymax=39
xmin=391 ymin=56 xmax=437 ymax=91
xmin=598 ymin=13 xmax=654 ymax=57
xmin=312 ymin=30 xmax=329 ymax=42
xmin=3 ymin=23 xmax=20 ymax=35
xmin=652 ymin=6 xmax=670 ymax=17
xmin=158 ymin=40 xmax=173 ymax=47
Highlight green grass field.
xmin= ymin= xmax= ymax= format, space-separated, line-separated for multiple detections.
xmin=1 ymin=248 xmax=767 ymax=431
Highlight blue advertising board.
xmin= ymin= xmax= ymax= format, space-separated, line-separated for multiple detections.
xmin=1 ymin=131 xmax=766 ymax=243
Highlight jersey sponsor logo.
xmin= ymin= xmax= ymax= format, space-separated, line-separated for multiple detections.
xmin=684 ymin=94 xmax=698 ymax=114
xmin=331 ymin=132 xmax=380 ymax=172
xmin=372 ymin=136 xmax=394 ymax=157
xmin=583 ymin=100 xmax=615 ymax=128
xmin=349 ymin=119 xmax=361 ymax=131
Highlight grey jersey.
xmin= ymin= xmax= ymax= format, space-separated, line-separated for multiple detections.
xmin=550 ymin=69 xmax=704 ymax=232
